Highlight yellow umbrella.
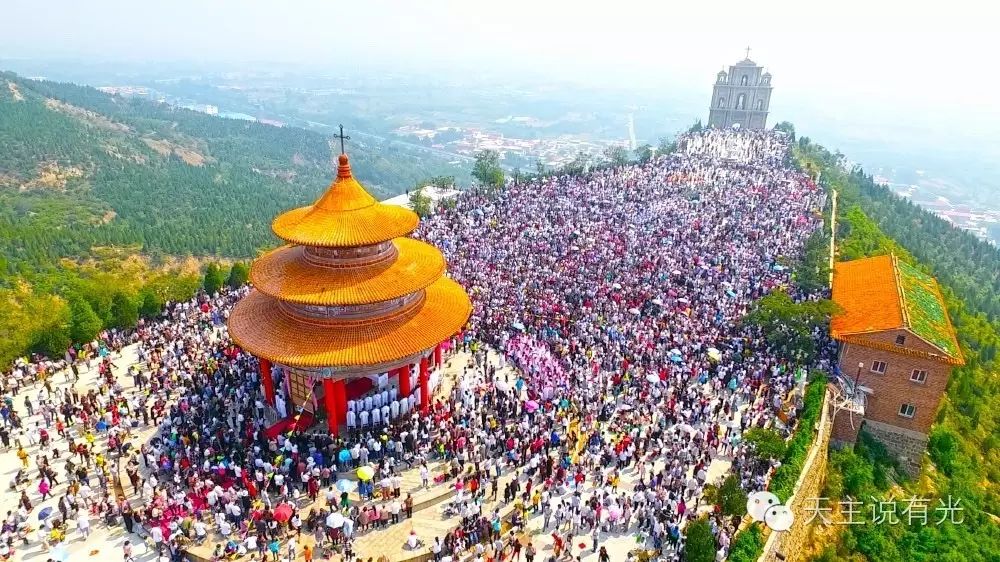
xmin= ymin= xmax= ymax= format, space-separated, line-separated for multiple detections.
xmin=356 ymin=465 xmax=375 ymax=481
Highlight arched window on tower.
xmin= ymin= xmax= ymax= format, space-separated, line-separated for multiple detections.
xmin=736 ymin=94 xmax=746 ymax=110
xmin=756 ymin=99 xmax=764 ymax=110
xmin=717 ymin=97 xmax=726 ymax=108
xmin=740 ymin=75 xmax=748 ymax=86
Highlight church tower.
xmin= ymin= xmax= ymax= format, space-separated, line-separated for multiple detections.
xmin=708 ymin=49 xmax=773 ymax=130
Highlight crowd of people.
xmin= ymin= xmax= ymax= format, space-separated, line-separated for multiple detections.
xmin=0 ymin=128 xmax=830 ymax=562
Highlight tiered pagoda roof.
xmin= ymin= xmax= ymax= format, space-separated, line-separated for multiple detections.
xmin=227 ymin=153 xmax=471 ymax=371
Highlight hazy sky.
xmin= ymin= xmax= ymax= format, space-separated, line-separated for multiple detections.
xmin=2 ymin=0 xmax=997 ymax=133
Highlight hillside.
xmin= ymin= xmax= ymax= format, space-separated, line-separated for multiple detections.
xmin=788 ymin=131 xmax=1000 ymax=562
xmin=0 ymin=72 xmax=460 ymax=273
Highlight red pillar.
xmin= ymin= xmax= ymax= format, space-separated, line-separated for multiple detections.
xmin=419 ymin=357 xmax=430 ymax=414
xmin=398 ymin=366 xmax=411 ymax=397
xmin=323 ymin=379 xmax=339 ymax=436
xmin=434 ymin=344 xmax=443 ymax=368
xmin=260 ymin=359 xmax=275 ymax=406
xmin=334 ymin=380 xmax=348 ymax=424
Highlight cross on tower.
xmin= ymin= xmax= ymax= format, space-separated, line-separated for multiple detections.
xmin=334 ymin=124 xmax=351 ymax=154
xmin=745 ymin=46 xmax=752 ymax=59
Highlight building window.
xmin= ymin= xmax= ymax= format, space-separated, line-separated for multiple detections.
xmin=740 ymin=75 xmax=748 ymax=86
xmin=870 ymin=361 xmax=887 ymax=374
xmin=736 ymin=94 xmax=746 ymax=110
xmin=899 ymin=403 xmax=916 ymax=418
xmin=718 ymin=97 xmax=726 ymax=108
xmin=755 ymin=99 xmax=764 ymax=110
xmin=895 ymin=334 xmax=906 ymax=345
xmin=911 ymin=369 xmax=927 ymax=383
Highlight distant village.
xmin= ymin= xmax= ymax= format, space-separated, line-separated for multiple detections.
xmin=876 ymin=175 xmax=1000 ymax=245
xmin=392 ymin=123 xmax=626 ymax=169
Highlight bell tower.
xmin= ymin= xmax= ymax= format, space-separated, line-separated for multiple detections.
xmin=707 ymin=48 xmax=773 ymax=130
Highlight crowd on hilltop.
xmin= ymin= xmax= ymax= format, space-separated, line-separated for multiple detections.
xmin=0 ymin=128 xmax=830 ymax=562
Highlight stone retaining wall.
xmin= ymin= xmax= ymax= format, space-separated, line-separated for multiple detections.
xmin=757 ymin=387 xmax=832 ymax=562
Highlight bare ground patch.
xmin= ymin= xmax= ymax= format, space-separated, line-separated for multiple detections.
xmin=19 ymin=162 xmax=85 ymax=191
xmin=44 ymin=98 xmax=130 ymax=133
xmin=7 ymin=81 xmax=24 ymax=101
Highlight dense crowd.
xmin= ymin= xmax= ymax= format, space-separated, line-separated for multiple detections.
xmin=0 ymin=128 xmax=828 ymax=562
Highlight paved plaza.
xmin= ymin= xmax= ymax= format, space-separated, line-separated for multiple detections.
xmin=2 ymin=342 xmax=744 ymax=562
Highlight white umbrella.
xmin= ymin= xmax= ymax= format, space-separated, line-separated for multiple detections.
xmin=495 ymin=380 xmax=510 ymax=392
xmin=326 ymin=512 xmax=345 ymax=529
xmin=628 ymin=308 xmax=640 ymax=316
xmin=676 ymin=423 xmax=697 ymax=435
xmin=645 ymin=374 xmax=660 ymax=384
xmin=651 ymin=298 xmax=664 ymax=306
xmin=612 ymin=283 xmax=622 ymax=289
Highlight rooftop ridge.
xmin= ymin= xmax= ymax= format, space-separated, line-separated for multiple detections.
xmin=890 ymin=254 xmax=911 ymax=329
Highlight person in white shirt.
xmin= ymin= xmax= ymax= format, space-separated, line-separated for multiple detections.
xmin=359 ymin=410 xmax=369 ymax=427
xmin=406 ymin=530 xmax=420 ymax=549
xmin=371 ymin=407 xmax=381 ymax=426
xmin=381 ymin=405 xmax=390 ymax=424
xmin=390 ymin=400 xmax=401 ymax=420
xmin=347 ymin=409 xmax=357 ymax=429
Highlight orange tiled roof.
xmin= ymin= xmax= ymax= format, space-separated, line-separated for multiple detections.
xmin=830 ymin=254 xmax=904 ymax=337
xmin=271 ymin=154 xmax=419 ymax=247
xmin=831 ymin=254 xmax=963 ymax=364
xmin=227 ymin=278 xmax=471 ymax=368
xmin=250 ymin=238 xmax=446 ymax=306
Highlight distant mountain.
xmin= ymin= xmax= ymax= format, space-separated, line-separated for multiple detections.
xmin=0 ymin=72 xmax=459 ymax=274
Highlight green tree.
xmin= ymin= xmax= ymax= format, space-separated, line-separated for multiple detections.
xmin=683 ymin=516 xmax=717 ymax=562
xmin=657 ymin=136 xmax=677 ymax=156
xmin=796 ymin=229 xmax=831 ymax=294
xmin=534 ymin=159 xmax=546 ymax=176
xmin=634 ymin=144 xmax=653 ymax=163
xmin=773 ymin=121 xmax=796 ymax=141
xmin=409 ymin=188 xmax=433 ymax=218
xmin=138 ymin=288 xmax=163 ymax=318
xmin=69 ymin=295 xmax=102 ymax=344
xmin=226 ymin=262 xmax=250 ymax=288
xmin=928 ymin=426 xmax=959 ymax=476
xmin=203 ymin=263 xmax=226 ymax=295
xmin=744 ymin=428 xmax=787 ymax=460
xmin=563 ymin=151 xmax=591 ymax=176
xmin=602 ymin=145 xmax=629 ymax=167
xmin=718 ymin=474 xmax=748 ymax=517
xmin=744 ymin=290 xmax=837 ymax=361
xmin=109 ymin=290 xmax=139 ymax=329
xmin=472 ymin=150 xmax=504 ymax=188
xmin=688 ymin=119 xmax=703 ymax=133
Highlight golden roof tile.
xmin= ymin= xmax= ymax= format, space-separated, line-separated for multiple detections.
xmin=250 ymin=238 xmax=447 ymax=306
xmin=227 ymin=277 xmax=471 ymax=368
xmin=271 ymin=154 xmax=419 ymax=247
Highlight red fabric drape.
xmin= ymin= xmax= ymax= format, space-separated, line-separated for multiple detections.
xmin=419 ymin=357 xmax=430 ymax=414
xmin=260 ymin=359 xmax=275 ymax=406
xmin=333 ymin=380 xmax=347 ymax=424
xmin=323 ymin=379 xmax=338 ymax=436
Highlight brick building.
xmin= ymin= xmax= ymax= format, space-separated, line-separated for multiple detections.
xmin=829 ymin=254 xmax=963 ymax=475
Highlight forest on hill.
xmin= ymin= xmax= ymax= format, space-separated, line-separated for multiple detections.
xmin=0 ymin=72 xmax=461 ymax=365
xmin=788 ymin=128 xmax=1000 ymax=562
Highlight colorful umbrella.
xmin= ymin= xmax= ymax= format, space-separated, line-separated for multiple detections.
xmin=273 ymin=504 xmax=293 ymax=523
xmin=338 ymin=449 xmax=351 ymax=463
xmin=356 ymin=465 xmax=375 ymax=481
xmin=336 ymin=479 xmax=357 ymax=493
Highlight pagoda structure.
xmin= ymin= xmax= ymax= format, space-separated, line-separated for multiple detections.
xmin=227 ymin=151 xmax=471 ymax=435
